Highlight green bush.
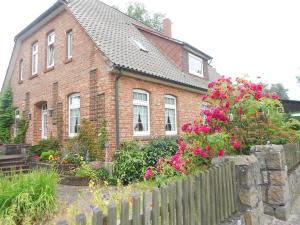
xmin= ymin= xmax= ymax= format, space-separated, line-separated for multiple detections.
xmin=143 ymin=137 xmax=178 ymax=167
xmin=30 ymin=139 xmax=60 ymax=156
xmin=0 ymin=170 xmax=59 ymax=225
xmin=40 ymin=150 xmax=56 ymax=161
xmin=13 ymin=119 xmax=28 ymax=144
xmin=75 ymin=163 xmax=97 ymax=180
xmin=107 ymin=175 xmax=118 ymax=186
xmin=287 ymin=118 xmax=300 ymax=131
xmin=96 ymin=167 xmax=109 ymax=181
xmin=0 ymin=88 xmax=14 ymax=144
xmin=113 ymin=141 xmax=146 ymax=185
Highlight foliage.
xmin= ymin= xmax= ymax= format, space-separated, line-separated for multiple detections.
xmin=143 ymin=137 xmax=178 ymax=167
xmin=286 ymin=118 xmax=300 ymax=131
xmin=146 ymin=77 xmax=298 ymax=180
xmin=264 ymin=83 xmax=289 ymax=100
xmin=126 ymin=1 xmax=165 ymax=31
xmin=66 ymin=119 xmax=100 ymax=161
xmin=113 ymin=142 xmax=146 ymax=185
xmin=97 ymin=119 xmax=108 ymax=160
xmin=61 ymin=151 xmax=83 ymax=166
xmin=75 ymin=162 xmax=97 ymax=180
xmin=0 ymin=170 xmax=59 ymax=225
xmin=30 ymin=139 xmax=60 ymax=156
xmin=0 ymin=88 xmax=14 ymax=144
xmin=106 ymin=175 xmax=118 ymax=186
xmin=40 ymin=150 xmax=57 ymax=161
xmin=13 ymin=118 xmax=28 ymax=144
xmin=96 ymin=167 xmax=109 ymax=181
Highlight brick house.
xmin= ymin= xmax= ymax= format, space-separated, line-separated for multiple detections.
xmin=2 ymin=0 xmax=219 ymax=160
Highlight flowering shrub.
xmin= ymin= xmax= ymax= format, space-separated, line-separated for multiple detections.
xmin=147 ymin=77 xmax=298 ymax=180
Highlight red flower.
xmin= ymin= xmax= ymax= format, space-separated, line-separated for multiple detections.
xmin=218 ymin=149 xmax=225 ymax=157
xmin=144 ymin=168 xmax=154 ymax=180
xmin=215 ymin=125 xmax=222 ymax=132
xmin=182 ymin=123 xmax=192 ymax=133
xmin=32 ymin=155 xmax=40 ymax=161
xmin=200 ymin=125 xmax=211 ymax=133
xmin=238 ymin=107 xmax=243 ymax=114
xmin=232 ymin=140 xmax=241 ymax=149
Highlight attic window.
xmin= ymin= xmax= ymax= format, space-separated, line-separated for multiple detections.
xmin=131 ymin=38 xmax=148 ymax=52
xmin=188 ymin=53 xmax=204 ymax=77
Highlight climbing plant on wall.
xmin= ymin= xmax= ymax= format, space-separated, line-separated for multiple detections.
xmin=0 ymin=88 xmax=14 ymax=144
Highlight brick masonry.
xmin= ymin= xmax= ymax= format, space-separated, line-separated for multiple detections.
xmin=9 ymin=9 xmax=207 ymax=161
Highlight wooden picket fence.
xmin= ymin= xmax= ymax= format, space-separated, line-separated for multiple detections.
xmin=57 ymin=161 xmax=237 ymax=225
xmin=284 ymin=143 xmax=300 ymax=172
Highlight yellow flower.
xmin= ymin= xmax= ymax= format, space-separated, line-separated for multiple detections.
xmin=89 ymin=180 xmax=96 ymax=188
xmin=49 ymin=155 xmax=53 ymax=160
xmin=80 ymin=156 xmax=84 ymax=161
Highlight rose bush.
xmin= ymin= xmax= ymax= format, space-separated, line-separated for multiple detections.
xmin=146 ymin=76 xmax=299 ymax=182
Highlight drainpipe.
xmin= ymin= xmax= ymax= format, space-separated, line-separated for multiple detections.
xmin=115 ymin=69 xmax=122 ymax=150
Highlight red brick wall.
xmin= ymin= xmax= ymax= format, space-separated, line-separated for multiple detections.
xmin=10 ymin=9 xmax=114 ymax=148
xmin=117 ymin=75 xmax=203 ymax=142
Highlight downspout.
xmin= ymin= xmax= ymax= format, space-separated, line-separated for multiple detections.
xmin=115 ymin=69 xmax=122 ymax=150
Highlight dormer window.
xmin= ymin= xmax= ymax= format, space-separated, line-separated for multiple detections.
xmin=188 ymin=53 xmax=203 ymax=77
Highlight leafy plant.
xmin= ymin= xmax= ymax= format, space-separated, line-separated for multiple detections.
xmin=75 ymin=162 xmax=97 ymax=180
xmin=13 ymin=118 xmax=28 ymax=144
xmin=0 ymin=88 xmax=14 ymax=144
xmin=113 ymin=141 xmax=146 ymax=185
xmin=96 ymin=167 xmax=109 ymax=181
xmin=106 ymin=175 xmax=118 ymax=186
xmin=40 ymin=150 xmax=56 ymax=161
xmin=0 ymin=170 xmax=59 ymax=225
xmin=143 ymin=137 xmax=178 ymax=167
xmin=30 ymin=139 xmax=60 ymax=156
xmin=97 ymin=119 xmax=108 ymax=160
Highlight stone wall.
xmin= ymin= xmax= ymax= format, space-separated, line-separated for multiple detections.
xmin=251 ymin=144 xmax=300 ymax=221
xmin=212 ymin=155 xmax=265 ymax=225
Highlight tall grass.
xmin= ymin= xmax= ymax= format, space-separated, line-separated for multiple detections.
xmin=0 ymin=170 xmax=59 ymax=225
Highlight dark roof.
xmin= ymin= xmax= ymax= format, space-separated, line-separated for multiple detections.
xmin=281 ymin=99 xmax=300 ymax=113
xmin=66 ymin=0 xmax=211 ymax=90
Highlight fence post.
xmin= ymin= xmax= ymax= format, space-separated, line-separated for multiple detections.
xmin=92 ymin=207 xmax=103 ymax=225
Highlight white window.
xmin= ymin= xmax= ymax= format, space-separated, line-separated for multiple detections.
xmin=133 ymin=89 xmax=150 ymax=136
xmin=47 ymin=32 xmax=55 ymax=68
xmin=130 ymin=37 xmax=148 ymax=52
xmin=41 ymin=104 xmax=48 ymax=139
xmin=19 ymin=60 xmax=24 ymax=81
xmin=67 ymin=30 xmax=73 ymax=59
xmin=188 ymin=53 xmax=203 ymax=77
xmin=69 ymin=93 xmax=80 ymax=137
xmin=165 ymin=95 xmax=177 ymax=135
xmin=14 ymin=108 xmax=20 ymax=137
xmin=32 ymin=42 xmax=38 ymax=75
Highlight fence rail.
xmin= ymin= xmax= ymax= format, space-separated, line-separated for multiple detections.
xmin=57 ymin=161 xmax=237 ymax=225
xmin=284 ymin=143 xmax=300 ymax=172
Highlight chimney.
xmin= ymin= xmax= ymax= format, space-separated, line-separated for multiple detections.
xmin=163 ymin=18 xmax=172 ymax=38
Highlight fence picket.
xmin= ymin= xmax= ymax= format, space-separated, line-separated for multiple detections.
xmin=120 ymin=199 xmax=129 ymax=225
xmin=189 ymin=176 xmax=195 ymax=225
xmin=214 ymin=166 xmax=220 ymax=224
xmin=161 ymin=185 xmax=169 ymax=225
xmin=143 ymin=191 xmax=152 ymax=225
xmin=231 ymin=161 xmax=237 ymax=212
xmin=76 ymin=213 xmax=87 ymax=225
xmin=176 ymin=180 xmax=183 ymax=225
xmin=132 ymin=193 xmax=141 ymax=225
xmin=210 ymin=168 xmax=216 ymax=225
xmin=168 ymin=183 xmax=176 ymax=225
xmin=195 ymin=175 xmax=201 ymax=225
xmin=107 ymin=203 xmax=117 ymax=225
xmin=152 ymin=188 xmax=160 ymax=225
xmin=92 ymin=207 xmax=103 ymax=225
xmin=182 ymin=178 xmax=190 ymax=225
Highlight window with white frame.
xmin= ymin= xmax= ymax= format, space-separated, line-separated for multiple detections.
xmin=47 ymin=32 xmax=55 ymax=68
xmin=19 ymin=60 xmax=24 ymax=81
xmin=32 ymin=42 xmax=38 ymax=75
xmin=67 ymin=30 xmax=73 ymax=59
xmin=188 ymin=53 xmax=203 ymax=77
xmin=69 ymin=93 xmax=80 ymax=137
xmin=14 ymin=108 xmax=20 ymax=137
xmin=133 ymin=89 xmax=150 ymax=136
xmin=165 ymin=95 xmax=177 ymax=135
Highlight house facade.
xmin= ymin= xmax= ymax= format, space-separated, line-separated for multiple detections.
xmin=3 ymin=0 xmax=219 ymax=160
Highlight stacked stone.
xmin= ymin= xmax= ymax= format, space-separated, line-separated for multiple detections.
xmin=251 ymin=145 xmax=290 ymax=221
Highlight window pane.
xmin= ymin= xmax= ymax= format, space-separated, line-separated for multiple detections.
xmin=70 ymin=95 xmax=80 ymax=108
xmin=47 ymin=45 xmax=54 ymax=67
xmin=133 ymin=105 xmax=148 ymax=132
xmin=70 ymin=108 xmax=80 ymax=134
xmin=165 ymin=97 xmax=175 ymax=105
xmin=165 ymin=108 xmax=175 ymax=131
xmin=68 ymin=32 xmax=73 ymax=58
xmin=133 ymin=92 xmax=147 ymax=101
xmin=189 ymin=54 xmax=203 ymax=75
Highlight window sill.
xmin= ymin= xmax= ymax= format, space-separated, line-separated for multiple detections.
xmin=18 ymin=80 xmax=23 ymax=84
xmin=188 ymin=71 xmax=205 ymax=78
xmin=64 ymin=58 xmax=72 ymax=64
xmin=166 ymin=132 xmax=178 ymax=136
xmin=44 ymin=66 xmax=54 ymax=73
xmin=29 ymin=74 xmax=38 ymax=80
xmin=133 ymin=135 xmax=151 ymax=141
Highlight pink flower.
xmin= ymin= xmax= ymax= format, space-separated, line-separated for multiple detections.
xmin=218 ymin=149 xmax=225 ymax=157
xmin=272 ymin=93 xmax=279 ymax=100
xmin=144 ymin=168 xmax=154 ymax=180
xmin=193 ymin=148 xmax=202 ymax=156
xmin=208 ymin=82 xmax=215 ymax=88
xmin=200 ymin=125 xmax=211 ymax=133
xmin=238 ymin=107 xmax=243 ymax=114
xmin=201 ymin=151 xmax=209 ymax=158
xmin=201 ymin=95 xmax=208 ymax=101
xmin=233 ymin=140 xmax=241 ymax=149
xmin=215 ymin=125 xmax=222 ymax=133
xmin=182 ymin=123 xmax=192 ymax=133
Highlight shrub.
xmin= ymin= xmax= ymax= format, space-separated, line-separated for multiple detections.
xmin=30 ymin=139 xmax=60 ymax=156
xmin=40 ymin=150 xmax=56 ymax=161
xmin=13 ymin=118 xmax=28 ymax=144
xmin=144 ymin=137 xmax=178 ymax=167
xmin=75 ymin=163 xmax=97 ymax=180
xmin=286 ymin=118 xmax=300 ymax=131
xmin=96 ymin=167 xmax=109 ymax=181
xmin=106 ymin=175 xmax=118 ymax=186
xmin=0 ymin=170 xmax=59 ymax=225
xmin=0 ymin=88 xmax=14 ymax=144
xmin=113 ymin=141 xmax=146 ymax=185
xmin=119 ymin=140 xmax=142 ymax=152
xmin=61 ymin=151 xmax=83 ymax=166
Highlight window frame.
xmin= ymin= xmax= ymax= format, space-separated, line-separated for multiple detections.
xmin=188 ymin=53 xmax=204 ymax=77
xmin=47 ymin=31 xmax=55 ymax=68
xmin=19 ymin=60 xmax=24 ymax=81
xmin=14 ymin=108 xmax=20 ymax=137
xmin=67 ymin=30 xmax=73 ymax=59
xmin=69 ymin=93 xmax=80 ymax=137
xmin=31 ymin=42 xmax=38 ymax=75
xmin=164 ymin=95 xmax=177 ymax=135
xmin=133 ymin=89 xmax=150 ymax=136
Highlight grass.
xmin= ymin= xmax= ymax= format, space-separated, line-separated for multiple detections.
xmin=0 ymin=169 xmax=59 ymax=225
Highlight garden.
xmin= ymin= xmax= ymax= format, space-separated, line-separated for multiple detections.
xmin=1 ymin=77 xmax=300 ymax=224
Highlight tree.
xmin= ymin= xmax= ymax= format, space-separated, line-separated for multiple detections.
xmin=126 ymin=2 xmax=165 ymax=32
xmin=264 ymin=83 xmax=289 ymax=100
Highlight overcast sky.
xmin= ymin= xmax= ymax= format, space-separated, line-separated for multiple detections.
xmin=1 ymin=0 xmax=300 ymax=100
